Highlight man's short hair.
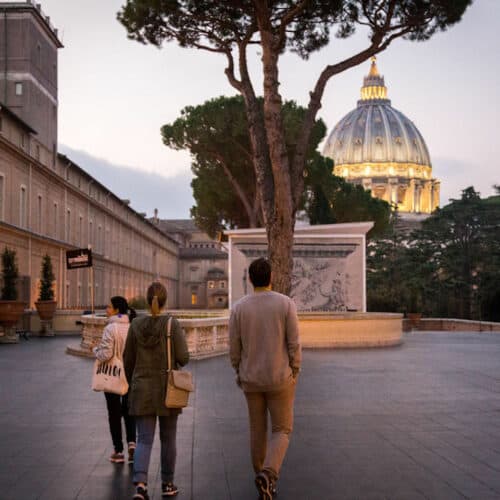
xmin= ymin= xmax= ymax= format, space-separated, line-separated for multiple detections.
xmin=249 ymin=257 xmax=271 ymax=287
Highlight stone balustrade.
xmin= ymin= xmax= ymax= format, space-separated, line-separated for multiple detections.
xmin=66 ymin=312 xmax=229 ymax=359
xmin=66 ymin=310 xmax=404 ymax=358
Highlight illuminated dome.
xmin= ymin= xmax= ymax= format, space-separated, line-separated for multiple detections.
xmin=323 ymin=57 xmax=439 ymax=214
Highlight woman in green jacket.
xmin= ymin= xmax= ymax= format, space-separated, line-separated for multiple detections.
xmin=123 ymin=282 xmax=189 ymax=500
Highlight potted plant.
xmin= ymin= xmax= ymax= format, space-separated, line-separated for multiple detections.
xmin=0 ymin=247 xmax=26 ymax=342
xmin=35 ymin=254 xmax=57 ymax=334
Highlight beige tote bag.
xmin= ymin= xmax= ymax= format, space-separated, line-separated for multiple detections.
xmin=92 ymin=324 xmax=129 ymax=396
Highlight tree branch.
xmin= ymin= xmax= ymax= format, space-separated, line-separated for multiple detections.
xmin=277 ymin=0 xmax=312 ymax=49
xmin=210 ymin=151 xmax=257 ymax=227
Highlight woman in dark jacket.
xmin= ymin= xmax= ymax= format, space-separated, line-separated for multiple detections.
xmin=123 ymin=282 xmax=189 ymax=500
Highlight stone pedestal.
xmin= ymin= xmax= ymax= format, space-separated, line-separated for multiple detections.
xmin=0 ymin=326 xmax=19 ymax=344
xmin=66 ymin=314 xmax=107 ymax=357
xmin=39 ymin=320 xmax=55 ymax=337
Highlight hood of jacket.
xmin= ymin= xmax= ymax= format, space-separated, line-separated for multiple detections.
xmin=133 ymin=315 xmax=169 ymax=348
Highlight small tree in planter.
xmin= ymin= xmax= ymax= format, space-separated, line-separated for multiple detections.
xmin=35 ymin=254 xmax=57 ymax=335
xmin=0 ymin=247 xmax=25 ymax=342
xmin=1 ymin=247 xmax=19 ymax=300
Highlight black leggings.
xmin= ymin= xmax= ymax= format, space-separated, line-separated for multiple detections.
xmin=104 ymin=392 xmax=136 ymax=453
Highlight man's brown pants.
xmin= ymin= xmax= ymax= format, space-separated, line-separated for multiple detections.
xmin=244 ymin=380 xmax=296 ymax=481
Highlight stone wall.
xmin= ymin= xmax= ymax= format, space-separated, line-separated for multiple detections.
xmin=410 ymin=318 xmax=500 ymax=332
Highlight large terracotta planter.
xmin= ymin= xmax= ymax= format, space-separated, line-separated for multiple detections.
xmin=0 ymin=300 xmax=26 ymax=328
xmin=35 ymin=300 xmax=57 ymax=321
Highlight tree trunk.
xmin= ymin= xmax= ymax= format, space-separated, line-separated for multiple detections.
xmin=256 ymin=6 xmax=295 ymax=294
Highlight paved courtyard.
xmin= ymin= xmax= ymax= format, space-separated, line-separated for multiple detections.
xmin=1 ymin=332 xmax=500 ymax=500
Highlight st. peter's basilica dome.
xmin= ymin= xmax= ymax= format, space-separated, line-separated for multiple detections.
xmin=323 ymin=58 xmax=439 ymax=214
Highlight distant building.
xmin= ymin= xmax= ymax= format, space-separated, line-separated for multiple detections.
xmin=323 ymin=57 xmax=440 ymax=215
xmin=153 ymin=218 xmax=228 ymax=309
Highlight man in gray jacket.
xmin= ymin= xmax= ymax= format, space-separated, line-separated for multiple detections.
xmin=229 ymin=257 xmax=301 ymax=500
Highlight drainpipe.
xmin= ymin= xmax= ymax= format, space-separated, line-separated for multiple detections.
xmin=28 ymin=162 xmax=32 ymax=305
xmin=3 ymin=9 xmax=7 ymax=103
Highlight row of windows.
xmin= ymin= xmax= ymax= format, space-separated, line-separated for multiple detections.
xmin=190 ymin=243 xmax=218 ymax=249
xmin=208 ymin=280 xmax=226 ymax=289
xmin=0 ymin=182 xmax=170 ymax=272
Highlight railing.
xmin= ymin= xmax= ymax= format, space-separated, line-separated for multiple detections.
xmin=67 ymin=312 xmax=229 ymax=359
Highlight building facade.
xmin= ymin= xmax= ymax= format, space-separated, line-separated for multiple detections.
xmin=0 ymin=2 xmax=181 ymax=309
xmin=0 ymin=0 xmax=60 ymax=168
xmin=323 ymin=58 xmax=440 ymax=214
xmin=153 ymin=218 xmax=228 ymax=309
xmin=0 ymin=110 xmax=180 ymax=307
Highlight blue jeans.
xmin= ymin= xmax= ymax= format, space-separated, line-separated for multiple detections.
xmin=133 ymin=415 xmax=178 ymax=485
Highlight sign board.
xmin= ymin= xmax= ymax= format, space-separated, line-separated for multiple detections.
xmin=66 ymin=248 xmax=93 ymax=269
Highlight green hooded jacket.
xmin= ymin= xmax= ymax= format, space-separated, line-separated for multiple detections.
xmin=123 ymin=314 xmax=190 ymax=416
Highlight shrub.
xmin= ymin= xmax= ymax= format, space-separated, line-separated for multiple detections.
xmin=1 ymin=247 xmax=19 ymax=300
xmin=38 ymin=254 xmax=55 ymax=301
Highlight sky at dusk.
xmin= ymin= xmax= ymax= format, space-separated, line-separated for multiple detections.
xmin=17 ymin=0 xmax=500 ymax=218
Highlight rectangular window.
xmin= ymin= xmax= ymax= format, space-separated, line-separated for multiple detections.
xmin=219 ymin=281 xmax=226 ymax=289
xmin=66 ymin=282 xmax=70 ymax=308
xmin=20 ymin=186 xmax=27 ymax=227
xmin=191 ymin=293 xmax=198 ymax=306
xmin=53 ymin=203 xmax=58 ymax=238
xmin=89 ymin=220 xmax=93 ymax=247
xmin=0 ymin=175 xmax=4 ymax=220
xmin=15 ymin=82 xmax=23 ymax=96
xmin=66 ymin=209 xmax=71 ymax=242
xmin=79 ymin=216 xmax=83 ymax=246
xmin=208 ymin=281 xmax=215 ymax=289
xmin=37 ymin=195 xmax=42 ymax=233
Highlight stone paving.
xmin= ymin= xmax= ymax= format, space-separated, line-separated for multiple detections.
xmin=1 ymin=332 xmax=500 ymax=500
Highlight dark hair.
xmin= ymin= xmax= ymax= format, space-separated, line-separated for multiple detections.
xmin=147 ymin=281 xmax=167 ymax=316
xmin=248 ymin=257 xmax=271 ymax=287
xmin=110 ymin=295 xmax=137 ymax=322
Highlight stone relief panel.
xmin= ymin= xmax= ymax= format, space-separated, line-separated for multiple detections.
xmin=291 ymin=257 xmax=350 ymax=311
xmin=231 ymin=239 xmax=363 ymax=312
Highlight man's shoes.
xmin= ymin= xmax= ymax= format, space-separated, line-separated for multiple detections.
xmin=128 ymin=442 xmax=136 ymax=464
xmin=162 ymin=482 xmax=179 ymax=496
xmin=132 ymin=484 xmax=149 ymax=500
xmin=255 ymin=471 xmax=273 ymax=500
xmin=109 ymin=451 xmax=125 ymax=463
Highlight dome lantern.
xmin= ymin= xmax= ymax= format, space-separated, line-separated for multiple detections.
xmin=359 ymin=57 xmax=389 ymax=103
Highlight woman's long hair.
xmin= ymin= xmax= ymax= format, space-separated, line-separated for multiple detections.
xmin=146 ymin=282 xmax=167 ymax=316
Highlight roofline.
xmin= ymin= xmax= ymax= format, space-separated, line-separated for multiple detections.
xmin=57 ymin=153 xmax=179 ymax=246
xmin=0 ymin=101 xmax=37 ymax=134
xmin=0 ymin=1 xmax=64 ymax=48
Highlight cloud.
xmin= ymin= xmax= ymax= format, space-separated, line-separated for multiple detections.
xmin=59 ymin=145 xmax=194 ymax=219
